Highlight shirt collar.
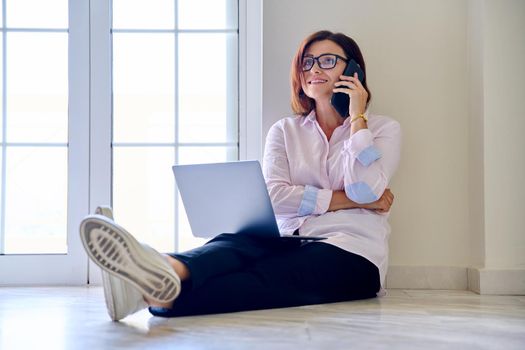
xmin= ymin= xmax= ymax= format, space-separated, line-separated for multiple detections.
xmin=301 ymin=110 xmax=317 ymax=126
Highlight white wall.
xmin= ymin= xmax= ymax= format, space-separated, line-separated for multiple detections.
xmin=482 ymin=0 xmax=525 ymax=270
xmin=263 ymin=0 xmax=471 ymax=268
xmin=467 ymin=0 xmax=485 ymax=270
xmin=465 ymin=0 xmax=525 ymax=294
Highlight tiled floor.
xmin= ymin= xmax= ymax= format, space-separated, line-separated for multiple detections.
xmin=0 ymin=287 xmax=524 ymax=349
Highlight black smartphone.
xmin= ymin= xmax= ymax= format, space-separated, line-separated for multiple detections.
xmin=330 ymin=59 xmax=365 ymax=118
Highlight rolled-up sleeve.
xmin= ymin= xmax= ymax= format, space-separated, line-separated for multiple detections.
xmin=263 ymin=122 xmax=332 ymax=218
xmin=342 ymin=120 xmax=401 ymax=204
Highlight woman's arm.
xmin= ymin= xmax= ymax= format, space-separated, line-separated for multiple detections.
xmin=341 ymin=119 xmax=401 ymax=204
xmin=263 ymin=122 xmax=332 ymax=218
xmin=328 ymin=188 xmax=394 ymax=212
xmin=264 ymin=120 xmax=397 ymax=217
xmin=328 ymin=190 xmax=358 ymax=211
xmin=335 ymin=74 xmax=402 ymax=205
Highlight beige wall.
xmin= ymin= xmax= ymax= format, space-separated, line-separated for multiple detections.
xmin=467 ymin=0 xmax=485 ymax=270
xmin=263 ymin=0 xmax=471 ymax=268
xmin=482 ymin=0 xmax=525 ymax=269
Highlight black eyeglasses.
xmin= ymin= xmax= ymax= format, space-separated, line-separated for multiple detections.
xmin=301 ymin=53 xmax=348 ymax=71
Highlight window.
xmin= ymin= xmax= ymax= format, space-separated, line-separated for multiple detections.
xmin=0 ymin=0 xmax=260 ymax=285
xmin=111 ymin=0 xmax=238 ymax=253
xmin=0 ymin=0 xmax=68 ymax=255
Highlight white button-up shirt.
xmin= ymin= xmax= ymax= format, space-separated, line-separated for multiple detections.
xmin=263 ymin=110 xmax=401 ymax=290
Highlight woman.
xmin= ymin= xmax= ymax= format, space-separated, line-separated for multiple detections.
xmin=80 ymin=30 xmax=401 ymax=321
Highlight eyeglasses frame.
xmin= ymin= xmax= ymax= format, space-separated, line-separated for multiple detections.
xmin=301 ymin=53 xmax=348 ymax=71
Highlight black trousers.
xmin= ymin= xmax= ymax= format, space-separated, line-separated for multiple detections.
xmin=149 ymin=233 xmax=380 ymax=317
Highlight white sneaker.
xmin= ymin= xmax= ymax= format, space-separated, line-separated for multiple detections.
xmin=80 ymin=212 xmax=181 ymax=321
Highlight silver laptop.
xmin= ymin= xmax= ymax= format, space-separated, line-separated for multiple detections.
xmin=172 ymin=160 xmax=325 ymax=241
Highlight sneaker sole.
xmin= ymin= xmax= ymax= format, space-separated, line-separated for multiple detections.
xmin=94 ymin=208 xmax=123 ymax=320
xmin=80 ymin=215 xmax=180 ymax=304
xmin=100 ymin=270 xmax=118 ymax=320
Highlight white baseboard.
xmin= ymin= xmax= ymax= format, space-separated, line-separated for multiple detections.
xmin=386 ymin=265 xmax=525 ymax=295
xmin=467 ymin=267 xmax=525 ymax=295
xmin=385 ymin=266 xmax=468 ymax=290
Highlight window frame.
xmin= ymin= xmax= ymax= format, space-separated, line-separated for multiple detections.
xmin=0 ymin=0 xmax=89 ymax=285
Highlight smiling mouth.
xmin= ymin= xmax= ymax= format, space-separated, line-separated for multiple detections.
xmin=309 ymin=79 xmax=328 ymax=84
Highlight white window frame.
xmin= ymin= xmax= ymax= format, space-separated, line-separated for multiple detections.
xmin=0 ymin=0 xmax=89 ymax=285
xmin=0 ymin=0 xmax=262 ymax=286
xmin=239 ymin=0 xmax=262 ymax=162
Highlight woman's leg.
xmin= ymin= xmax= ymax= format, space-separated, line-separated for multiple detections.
xmin=146 ymin=233 xmax=300 ymax=308
xmin=149 ymin=242 xmax=380 ymax=317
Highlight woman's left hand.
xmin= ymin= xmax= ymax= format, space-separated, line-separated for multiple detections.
xmin=361 ymin=188 xmax=394 ymax=213
xmin=333 ymin=72 xmax=368 ymax=118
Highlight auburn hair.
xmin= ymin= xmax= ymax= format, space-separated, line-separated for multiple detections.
xmin=290 ymin=30 xmax=372 ymax=116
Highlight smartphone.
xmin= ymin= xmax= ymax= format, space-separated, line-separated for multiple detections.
xmin=330 ymin=59 xmax=365 ymax=118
